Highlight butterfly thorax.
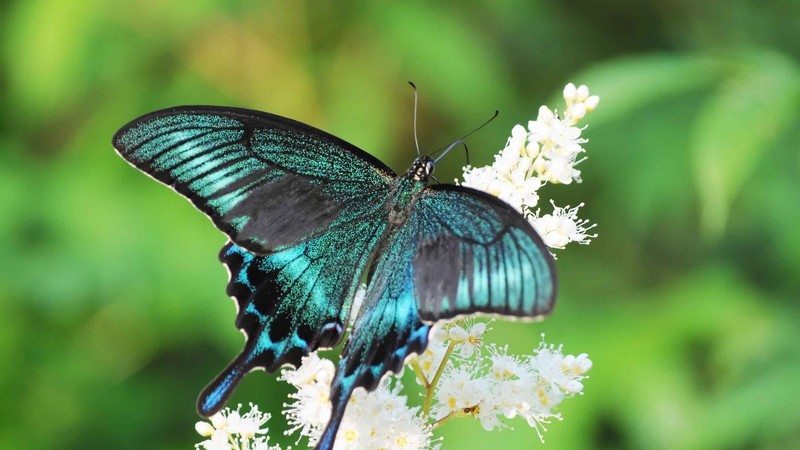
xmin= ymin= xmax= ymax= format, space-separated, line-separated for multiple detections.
xmin=386 ymin=156 xmax=433 ymax=225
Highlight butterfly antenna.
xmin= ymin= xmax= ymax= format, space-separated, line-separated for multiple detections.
xmin=409 ymin=81 xmax=421 ymax=155
xmin=431 ymin=110 xmax=499 ymax=164
xmin=433 ymin=139 xmax=468 ymax=164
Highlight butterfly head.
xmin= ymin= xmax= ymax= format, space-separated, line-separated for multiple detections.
xmin=409 ymin=155 xmax=435 ymax=182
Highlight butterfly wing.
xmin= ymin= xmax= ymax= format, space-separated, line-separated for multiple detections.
xmin=315 ymin=185 xmax=556 ymax=449
xmin=113 ymin=106 xmax=395 ymax=253
xmin=317 ymin=221 xmax=431 ymax=450
xmin=198 ymin=204 xmax=390 ymax=416
xmin=412 ymin=185 xmax=556 ymax=320
xmin=113 ymin=106 xmax=398 ymax=416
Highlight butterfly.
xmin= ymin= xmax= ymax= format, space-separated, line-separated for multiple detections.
xmin=113 ymin=106 xmax=556 ymax=450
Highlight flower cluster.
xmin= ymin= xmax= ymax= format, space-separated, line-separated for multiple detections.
xmin=195 ymin=403 xmax=285 ymax=450
xmin=531 ymin=201 xmax=597 ymax=249
xmin=460 ymin=83 xmax=598 ymax=249
xmin=411 ymin=322 xmax=592 ymax=441
xmin=273 ymin=321 xmax=592 ymax=449
xmin=281 ymin=353 xmax=336 ymax=442
xmin=281 ymin=354 xmax=433 ymax=449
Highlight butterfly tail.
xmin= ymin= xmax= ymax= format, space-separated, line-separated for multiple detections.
xmin=197 ymin=350 xmax=252 ymax=417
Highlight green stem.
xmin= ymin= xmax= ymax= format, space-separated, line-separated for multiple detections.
xmin=411 ymin=360 xmax=430 ymax=389
xmin=423 ymin=341 xmax=456 ymax=416
xmin=228 ymin=434 xmax=242 ymax=450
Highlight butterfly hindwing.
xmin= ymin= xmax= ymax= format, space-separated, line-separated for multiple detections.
xmin=318 ymin=221 xmax=432 ymax=450
xmin=198 ymin=209 xmax=389 ymax=416
xmin=412 ymin=185 xmax=556 ymax=320
xmin=113 ymin=106 xmax=395 ymax=254
xmin=316 ymin=184 xmax=556 ymax=448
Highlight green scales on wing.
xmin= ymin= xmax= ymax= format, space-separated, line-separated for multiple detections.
xmin=113 ymin=106 xmax=556 ymax=450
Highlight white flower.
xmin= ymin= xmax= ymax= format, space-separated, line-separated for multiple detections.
xmin=281 ymin=353 xmax=335 ymax=442
xmin=429 ymin=321 xmax=450 ymax=344
xmin=563 ymin=83 xmax=600 ymax=124
xmin=460 ymin=83 xmax=598 ymax=251
xmin=278 ymin=329 xmax=589 ymax=448
xmin=488 ymin=345 xmax=526 ymax=381
xmin=448 ymin=320 xmax=489 ymax=358
xmin=563 ymin=353 xmax=593 ymax=376
xmin=252 ymin=438 xmax=285 ymax=450
xmin=195 ymin=403 xmax=280 ymax=450
xmin=332 ymin=382 xmax=431 ymax=450
xmin=331 ymin=381 xmax=431 ymax=450
xmin=195 ymin=421 xmax=215 ymax=437
xmin=527 ymin=106 xmax=587 ymax=184
xmin=539 ymin=156 xmax=581 ymax=184
xmin=526 ymin=338 xmax=591 ymax=411
xmin=432 ymin=364 xmax=488 ymax=420
xmin=385 ymin=414 xmax=433 ymax=450
xmin=195 ymin=431 xmax=233 ymax=450
xmin=423 ymin=327 xmax=592 ymax=442
xmin=460 ymin=165 xmax=498 ymax=196
xmin=282 ymin=352 xmax=335 ymax=388
xmin=282 ymin=353 xmax=433 ymax=450
xmin=496 ymin=173 xmax=541 ymax=212
xmin=226 ymin=403 xmax=270 ymax=439
xmin=531 ymin=202 xmax=597 ymax=249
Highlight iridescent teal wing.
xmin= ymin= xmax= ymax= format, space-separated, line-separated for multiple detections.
xmin=412 ymin=185 xmax=556 ymax=320
xmin=198 ymin=205 xmax=388 ymax=416
xmin=113 ymin=106 xmax=396 ymax=417
xmin=316 ymin=185 xmax=556 ymax=449
xmin=317 ymin=221 xmax=431 ymax=450
xmin=112 ymin=106 xmax=395 ymax=254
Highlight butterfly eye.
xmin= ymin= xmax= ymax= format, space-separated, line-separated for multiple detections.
xmin=425 ymin=160 xmax=435 ymax=175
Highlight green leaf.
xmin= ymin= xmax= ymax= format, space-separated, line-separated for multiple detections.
xmin=366 ymin=3 xmax=516 ymax=112
xmin=562 ymin=53 xmax=723 ymax=127
xmin=3 ymin=0 xmax=104 ymax=118
xmin=691 ymin=51 xmax=800 ymax=238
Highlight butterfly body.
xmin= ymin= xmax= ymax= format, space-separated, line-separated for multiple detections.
xmin=113 ymin=106 xmax=556 ymax=450
xmin=385 ymin=157 xmax=432 ymax=224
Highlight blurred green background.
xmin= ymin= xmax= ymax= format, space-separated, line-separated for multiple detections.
xmin=2 ymin=1 xmax=799 ymax=449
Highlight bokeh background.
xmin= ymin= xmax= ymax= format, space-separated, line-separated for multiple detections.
xmin=2 ymin=1 xmax=799 ymax=449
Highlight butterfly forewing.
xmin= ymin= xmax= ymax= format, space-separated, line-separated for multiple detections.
xmin=112 ymin=106 xmax=395 ymax=254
